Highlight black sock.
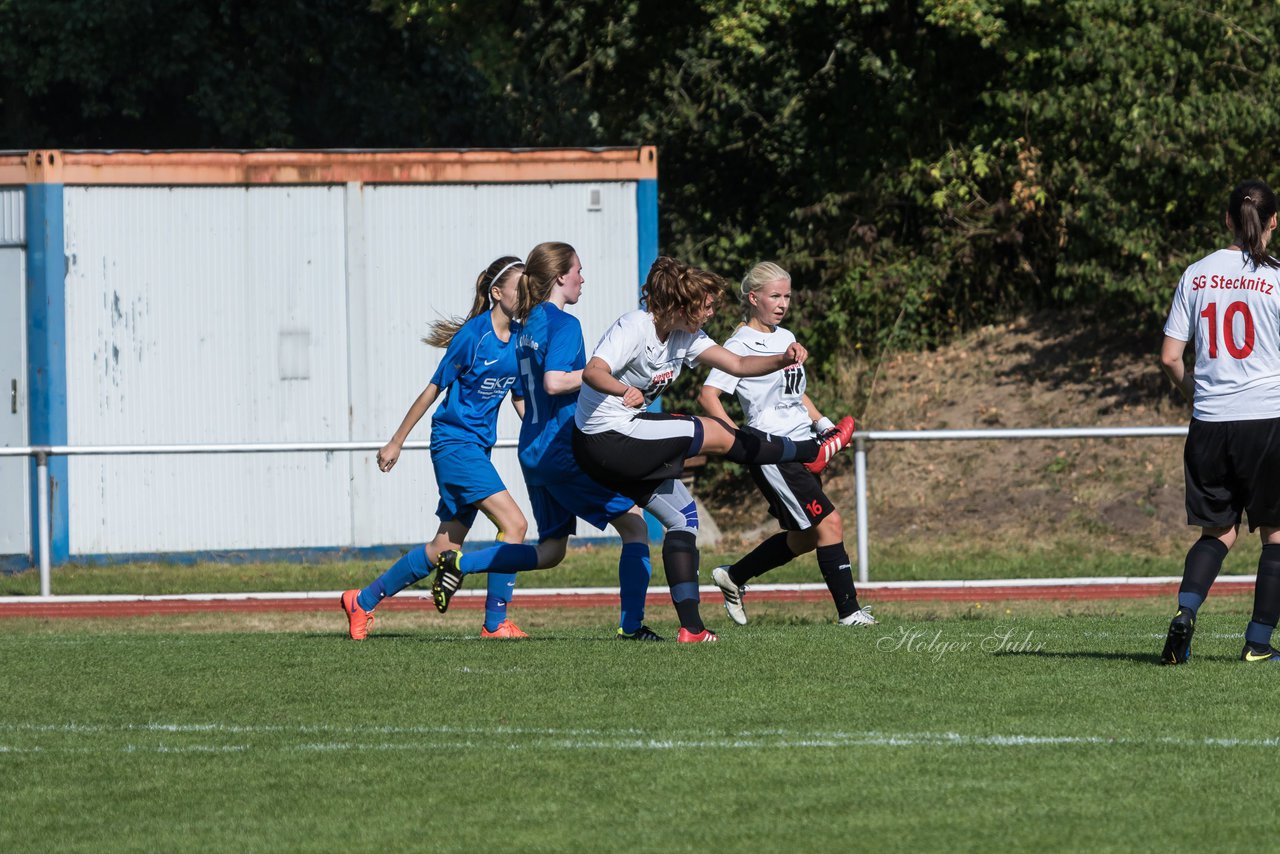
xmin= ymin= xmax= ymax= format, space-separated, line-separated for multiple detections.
xmin=729 ymin=533 xmax=796 ymax=586
xmin=724 ymin=426 xmax=817 ymax=465
xmin=1177 ymin=536 xmax=1229 ymax=613
xmin=663 ymin=530 xmax=704 ymax=632
xmin=817 ymin=543 xmax=860 ymax=618
xmin=1250 ymin=543 xmax=1280 ymax=633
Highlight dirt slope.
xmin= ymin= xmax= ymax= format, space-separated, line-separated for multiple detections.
xmin=702 ymin=312 xmax=1195 ymax=556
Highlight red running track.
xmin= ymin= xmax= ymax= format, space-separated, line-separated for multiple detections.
xmin=0 ymin=580 xmax=1256 ymax=619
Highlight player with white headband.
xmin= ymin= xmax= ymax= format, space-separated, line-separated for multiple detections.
xmin=341 ymin=254 xmax=532 ymax=640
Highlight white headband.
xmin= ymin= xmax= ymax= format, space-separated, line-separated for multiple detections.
xmin=490 ymin=260 xmax=525 ymax=289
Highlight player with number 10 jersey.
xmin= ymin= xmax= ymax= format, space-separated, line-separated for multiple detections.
xmin=1160 ymin=178 xmax=1280 ymax=666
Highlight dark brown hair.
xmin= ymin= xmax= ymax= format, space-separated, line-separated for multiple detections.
xmin=1228 ymin=180 xmax=1280 ymax=270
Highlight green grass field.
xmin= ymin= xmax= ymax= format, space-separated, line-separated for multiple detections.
xmin=0 ymin=595 xmax=1271 ymax=852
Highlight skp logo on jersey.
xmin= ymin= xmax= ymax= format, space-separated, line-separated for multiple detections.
xmin=479 ymin=376 xmax=517 ymax=398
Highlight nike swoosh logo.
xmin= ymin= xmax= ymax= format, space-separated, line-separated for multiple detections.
xmin=484 ymin=359 xmax=499 ymax=365
xmin=1244 ymin=650 xmax=1275 ymax=662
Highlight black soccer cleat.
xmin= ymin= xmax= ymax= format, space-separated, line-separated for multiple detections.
xmin=1161 ymin=607 xmax=1195 ymax=665
xmin=431 ymin=550 xmax=464 ymax=613
xmin=616 ymin=625 xmax=664 ymax=641
xmin=1240 ymin=644 xmax=1280 ymax=663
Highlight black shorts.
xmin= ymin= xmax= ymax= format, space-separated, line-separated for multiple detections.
xmin=750 ymin=462 xmax=835 ymax=531
xmin=1184 ymin=416 xmax=1280 ymax=530
xmin=572 ymin=413 xmax=702 ymax=504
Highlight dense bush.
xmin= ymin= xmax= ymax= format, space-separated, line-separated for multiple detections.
xmin=5 ymin=0 xmax=1279 ymax=377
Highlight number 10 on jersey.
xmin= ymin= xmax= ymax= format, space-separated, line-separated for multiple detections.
xmin=1200 ymin=300 xmax=1255 ymax=359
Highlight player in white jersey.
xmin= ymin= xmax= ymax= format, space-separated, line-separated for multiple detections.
xmin=700 ymin=262 xmax=873 ymax=628
xmin=1160 ymin=179 xmax=1280 ymax=664
xmin=572 ymin=258 xmax=855 ymax=642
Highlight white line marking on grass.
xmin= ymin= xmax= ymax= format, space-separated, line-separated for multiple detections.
xmin=5 ymin=723 xmax=1280 ymax=752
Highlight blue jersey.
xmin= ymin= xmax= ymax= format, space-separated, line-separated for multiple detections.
xmin=429 ymin=313 xmax=521 ymax=449
xmin=515 ymin=302 xmax=584 ymax=484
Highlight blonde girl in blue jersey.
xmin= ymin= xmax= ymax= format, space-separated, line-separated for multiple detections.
xmin=341 ymin=255 xmax=533 ymax=640
xmin=1160 ymin=179 xmax=1280 ymax=664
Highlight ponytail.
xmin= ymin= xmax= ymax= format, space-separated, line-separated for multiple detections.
xmin=1228 ymin=180 xmax=1280 ymax=270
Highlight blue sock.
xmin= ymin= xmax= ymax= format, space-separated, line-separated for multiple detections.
xmin=1177 ymin=591 xmax=1205 ymax=614
xmin=618 ymin=542 xmax=652 ymax=633
xmin=1245 ymin=621 xmax=1275 ymax=649
xmin=484 ymin=573 xmax=517 ymax=631
xmin=459 ymin=543 xmax=538 ymax=575
xmin=357 ymin=545 xmax=430 ymax=612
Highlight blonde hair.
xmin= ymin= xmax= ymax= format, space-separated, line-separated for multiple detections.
xmin=516 ymin=242 xmax=577 ymax=319
xmin=423 ymin=255 xmax=524 ymax=348
xmin=740 ymin=261 xmax=791 ymax=322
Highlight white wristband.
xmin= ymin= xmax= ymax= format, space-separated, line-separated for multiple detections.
xmin=814 ymin=416 xmax=835 ymax=434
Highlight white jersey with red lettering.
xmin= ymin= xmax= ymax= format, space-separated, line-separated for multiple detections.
xmin=575 ymin=309 xmax=717 ymax=435
xmin=704 ymin=324 xmax=811 ymax=441
xmin=1164 ymin=248 xmax=1280 ymax=421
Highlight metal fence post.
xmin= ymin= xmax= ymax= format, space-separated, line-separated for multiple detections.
xmin=36 ymin=450 xmax=51 ymax=596
xmin=854 ymin=434 xmax=868 ymax=585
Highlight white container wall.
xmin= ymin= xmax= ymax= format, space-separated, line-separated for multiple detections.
xmin=63 ymin=186 xmax=354 ymax=553
xmin=51 ymin=176 xmax=644 ymax=555
xmin=0 ymin=237 xmax=29 ymax=557
xmin=353 ymin=183 xmax=639 ymax=546
xmin=0 ymin=185 xmax=28 ymax=557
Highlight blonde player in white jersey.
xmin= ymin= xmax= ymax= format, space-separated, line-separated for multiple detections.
xmin=699 ymin=261 xmax=873 ymax=628
xmin=1160 ymin=179 xmax=1280 ymax=665
xmin=572 ymin=257 xmax=855 ymax=642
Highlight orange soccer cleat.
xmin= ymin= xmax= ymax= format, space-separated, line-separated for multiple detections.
xmin=340 ymin=589 xmax=375 ymax=640
xmin=480 ymin=619 xmax=530 ymax=639
xmin=676 ymin=627 xmax=719 ymax=643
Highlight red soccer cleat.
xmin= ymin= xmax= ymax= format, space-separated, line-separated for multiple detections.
xmin=340 ymin=589 xmax=375 ymax=641
xmin=676 ymin=627 xmax=719 ymax=643
xmin=804 ymin=415 xmax=855 ymax=475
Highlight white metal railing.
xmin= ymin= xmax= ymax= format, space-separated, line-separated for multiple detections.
xmin=851 ymin=426 xmax=1188 ymax=583
xmin=3 ymin=426 xmax=1189 ymax=594
xmin=1 ymin=439 xmax=515 ymax=596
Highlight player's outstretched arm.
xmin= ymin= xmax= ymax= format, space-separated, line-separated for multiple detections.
xmin=698 ymin=341 xmax=807 ymax=378
xmin=378 ymin=382 xmax=441 ymax=472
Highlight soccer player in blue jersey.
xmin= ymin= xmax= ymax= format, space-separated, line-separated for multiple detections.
xmin=428 ymin=242 xmax=661 ymax=640
xmin=341 ymin=255 xmax=534 ymax=640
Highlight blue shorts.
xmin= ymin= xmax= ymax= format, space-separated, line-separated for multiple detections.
xmin=431 ymin=442 xmax=508 ymax=527
xmin=525 ymin=465 xmax=635 ymax=541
